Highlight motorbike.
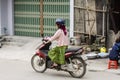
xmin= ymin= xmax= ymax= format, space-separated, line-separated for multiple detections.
xmin=31 ymin=38 xmax=87 ymax=78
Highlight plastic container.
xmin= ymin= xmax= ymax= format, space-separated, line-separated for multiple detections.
xmin=100 ymin=47 xmax=106 ymax=53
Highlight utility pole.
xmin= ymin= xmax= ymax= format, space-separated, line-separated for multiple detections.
xmin=106 ymin=0 xmax=110 ymax=49
xmin=40 ymin=0 xmax=44 ymax=37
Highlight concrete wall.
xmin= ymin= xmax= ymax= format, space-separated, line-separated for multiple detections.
xmin=1 ymin=0 xmax=8 ymax=35
xmin=0 ymin=0 xmax=14 ymax=36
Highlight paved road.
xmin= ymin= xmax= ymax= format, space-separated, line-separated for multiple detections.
xmin=0 ymin=59 xmax=120 ymax=80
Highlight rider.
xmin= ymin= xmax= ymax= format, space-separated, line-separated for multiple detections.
xmin=46 ymin=18 xmax=69 ymax=67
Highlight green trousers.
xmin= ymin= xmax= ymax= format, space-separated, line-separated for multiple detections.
xmin=48 ymin=46 xmax=67 ymax=64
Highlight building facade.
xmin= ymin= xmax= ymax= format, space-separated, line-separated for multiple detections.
xmin=0 ymin=0 xmax=102 ymax=37
xmin=0 ymin=0 xmax=74 ymax=37
xmin=1 ymin=0 xmax=120 ymax=48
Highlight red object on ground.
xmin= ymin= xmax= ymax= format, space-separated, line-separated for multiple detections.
xmin=108 ymin=60 xmax=118 ymax=69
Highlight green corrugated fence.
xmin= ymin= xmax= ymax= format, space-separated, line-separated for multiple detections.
xmin=14 ymin=0 xmax=70 ymax=37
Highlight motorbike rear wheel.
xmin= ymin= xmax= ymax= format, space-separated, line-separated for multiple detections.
xmin=68 ymin=57 xmax=86 ymax=78
xmin=31 ymin=54 xmax=47 ymax=73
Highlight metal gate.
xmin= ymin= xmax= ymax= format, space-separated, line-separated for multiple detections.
xmin=14 ymin=0 xmax=70 ymax=37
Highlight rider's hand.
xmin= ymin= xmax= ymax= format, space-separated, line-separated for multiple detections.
xmin=43 ymin=41 xmax=47 ymax=44
xmin=43 ymin=40 xmax=50 ymax=44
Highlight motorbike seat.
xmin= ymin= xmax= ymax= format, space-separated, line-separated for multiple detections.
xmin=65 ymin=47 xmax=83 ymax=53
xmin=41 ymin=50 xmax=49 ymax=55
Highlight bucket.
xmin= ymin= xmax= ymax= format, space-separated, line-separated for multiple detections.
xmin=100 ymin=47 xmax=106 ymax=53
xmin=74 ymin=36 xmax=81 ymax=46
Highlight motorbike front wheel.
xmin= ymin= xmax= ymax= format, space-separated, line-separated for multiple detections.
xmin=31 ymin=54 xmax=47 ymax=73
xmin=69 ymin=57 xmax=86 ymax=78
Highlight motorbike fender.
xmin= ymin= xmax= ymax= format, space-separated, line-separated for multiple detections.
xmin=36 ymin=50 xmax=46 ymax=59
xmin=65 ymin=52 xmax=73 ymax=58
xmin=74 ymin=55 xmax=88 ymax=66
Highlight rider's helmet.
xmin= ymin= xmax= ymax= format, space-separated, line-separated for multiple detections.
xmin=55 ymin=18 xmax=65 ymax=25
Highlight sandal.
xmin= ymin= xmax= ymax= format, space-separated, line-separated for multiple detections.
xmin=51 ymin=63 xmax=58 ymax=68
